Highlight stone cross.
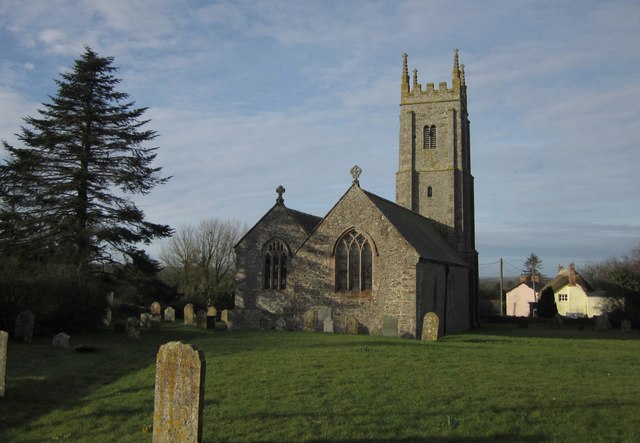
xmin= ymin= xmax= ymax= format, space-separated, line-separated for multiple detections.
xmin=421 ymin=312 xmax=440 ymax=341
xmin=184 ymin=304 xmax=195 ymax=326
xmin=0 ymin=330 xmax=7 ymax=397
xmin=14 ymin=310 xmax=35 ymax=343
xmin=153 ymin=341 xmax=206 ymax=443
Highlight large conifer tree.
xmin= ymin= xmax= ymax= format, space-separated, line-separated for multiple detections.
xmin=0 ymin=47 xmax=171 ymax=276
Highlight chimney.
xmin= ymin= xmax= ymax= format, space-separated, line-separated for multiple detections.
xmin=568 ymin=263 xmax=577 ymax=286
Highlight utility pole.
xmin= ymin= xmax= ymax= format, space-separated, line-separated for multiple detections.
xmin=499 ymin=258 xmax=504 ymax=316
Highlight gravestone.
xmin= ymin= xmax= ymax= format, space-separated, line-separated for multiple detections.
xmin=274 ymin=317 xmax=286 ymax=331
xmin=621 ymin=319 xmax=632 ymax=332
xmin=150 ymin=301 xmax=162 ymax=322
xmin=14 ymin=310 xmax=35 ymax=343
xmin=303 ymin=309 xmax=317 ymax=332
xmin=207 ymin=306 xmax=217 ymax=318
xmin=164 ymin=307 xmax=175 ymax=323
xmin=421 ymin=312 xmax=439 ymax=341
xmin=222 ymin=310 xmax=240 ymax=331
xmin=153 ymin=341 xmax=205 ymax=443
xmin=345 ymin=317 xmax=359 ymax=335
xmin=316 ymin=306 xmax=332 ymax=324
xmin=196 ymin=310 xmax=208 ymax=329
xmin=126 ymin=317 xmax=141 ymax=340
xmin=0 ymin=330 xmax=7 ymax=397
xmin=140 ymin=313 xmax=152 ymax=328
xmin=323 ymin=317 xmax=334 ymax=333
xmin=102 ymin=307 xmax=113 ymax=327
xmin=52 ymin=332 xmax=70 ymax=349
xmin=596 ymin=313 xmax=611 ymax=331
xmin=382 ymin=315 xmax=398 ymax=337
xmin=184 ymin=304 xmax=195 ymax=326
xmin=206 ymin=306 xmax=217 ymax=329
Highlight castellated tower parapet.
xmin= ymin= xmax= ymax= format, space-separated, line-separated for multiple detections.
xmin=396 ymin=50 xmax=475 ymax=264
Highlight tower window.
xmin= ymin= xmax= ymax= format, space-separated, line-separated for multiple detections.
xmin=335 ymin=230 xmax=372 ymax=292
xmin=423 ymin=125 xmax=436 ymax=149
xmin=427 ymin=186 xmax=433 ymax=198
xmin=263 ymin=240 xmax=288 ymax=290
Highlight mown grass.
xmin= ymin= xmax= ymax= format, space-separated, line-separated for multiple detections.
xmin=1 ymin=322 xmax=639 ymax=442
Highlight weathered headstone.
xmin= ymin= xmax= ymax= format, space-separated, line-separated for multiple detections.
xmin=421 ymin=312 xmax=439 ymax=341
xmin=207 ymin=306 xmax=217 ymax=318
xmin=164 ymin=307 xmax=175 ymax=323
xmin=303 ymin=309 xmax=318 ymax=332
xmin=596 ymin=313 xmax=611 ymax=331
xmin=621 ymin=319 xmax=632 ymax=332
xmin=150 ymin=302 xmax=162 ymax=322
xmin=52 ymin=332 xmax=70 ymax=349
xmin=222 ymin=310 xmax=241 ymax=331
xmin=196 ymin=310 xmax=208 ymax=329
xmin=140 ymin=313 xmax=152 ymax=328
xmin=206 ymin=306 xmax=217 ymax=329
xmin=274 ymin=317 xmax=286 ymax=331
xmin=126 ymin=317 xmax=141 ymax=340
xmin=184 ymin=303 xmax=195 ymax=326
xmin=323 ymin=317 xmax=334 ymax=333
xmin=345 ymin=317 xmax=359 ymax=335
xmin=382 ymin=315 xmax=398 ymax=337
xmin=316 ymin=307 xmax=332 ymax=322
xmin=0 ymin=330 xmax=7 ymax=397
xmin=14 ymin=310 xmax=35 ymax=343
xmin=153 ymin=341 xmax=205 ymax=443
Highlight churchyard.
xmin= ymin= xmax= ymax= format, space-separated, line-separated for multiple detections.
xmin=1 ymin=322 xmax=639 ymax=442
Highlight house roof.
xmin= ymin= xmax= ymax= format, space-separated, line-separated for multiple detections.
xmin=361 ymin=189 xmax=469 ymax=267
xmin=542 ymin=267 xmax=594 ymax=293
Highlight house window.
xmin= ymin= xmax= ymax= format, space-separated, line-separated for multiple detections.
xmin=558 ymin=293 xmax=568 ymax=302
xmin=335 ymin=230 xmax=372 ymax=292
xmin=423 ymin=125 xmax=436 ymax=149
xmin=264 ymin=240 xmax=288 ymax=290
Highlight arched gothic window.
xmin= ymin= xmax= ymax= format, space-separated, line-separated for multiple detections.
xmin=263 ymin=240 xmax=288 ymax=290
xmin=423 ymin=125 xmax=436 ymax=149
xmin=427 ymin=186 xmax=433 ymax=198
xmin=335 ymin=230 xmax=372 ymax=292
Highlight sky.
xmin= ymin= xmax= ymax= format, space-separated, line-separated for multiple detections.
xmin=1 ymin=0 xmax=639 ymax=278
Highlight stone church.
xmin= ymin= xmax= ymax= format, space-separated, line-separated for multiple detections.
xmin=234 ymin=50 xmax=478 ymax=337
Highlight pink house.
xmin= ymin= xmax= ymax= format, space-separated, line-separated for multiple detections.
xmin=505 ymin=275 xmax=540 ymax=317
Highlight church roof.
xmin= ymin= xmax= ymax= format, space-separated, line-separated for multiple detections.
xmin=361 ymin=189 xmax=468 ymax=267
xmin=285 ymin=207 xmax=322 ymax=234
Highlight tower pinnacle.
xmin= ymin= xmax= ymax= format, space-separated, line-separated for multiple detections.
xmin=401 ymin=52 xmax=410 ymax=96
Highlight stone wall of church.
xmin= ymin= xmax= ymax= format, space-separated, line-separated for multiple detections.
xmin=290 ymin=186 xmax=422 ymax=337
xmin=234 ymin=204 xmax=315 ymax=316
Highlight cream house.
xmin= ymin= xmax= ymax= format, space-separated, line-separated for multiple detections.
xmin=542 ymin=264 xmax=606 ymax=318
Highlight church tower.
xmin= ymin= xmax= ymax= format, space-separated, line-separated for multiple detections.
xmin=396 ymin=50 xmax=476 ymax=264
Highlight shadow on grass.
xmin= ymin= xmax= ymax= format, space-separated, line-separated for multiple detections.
xmin=0 ymin=323 xmax=210 ymax=440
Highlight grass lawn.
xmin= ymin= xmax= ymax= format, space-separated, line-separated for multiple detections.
xmin=1 ymin=322 xmax=639 ymax=442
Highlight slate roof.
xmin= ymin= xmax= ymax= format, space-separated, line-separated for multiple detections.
xmin=361 ymin=189 xmax=469 ymax=267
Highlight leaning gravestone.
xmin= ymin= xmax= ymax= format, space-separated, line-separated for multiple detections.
xmin=14 ymin=310 xmax=35 ymax=343
xmin=382 ymin=315 xmax=398 ymax=337
xmin=345 ymin=317 xmax=359 ymax=335
xmin=164 ymin=307 xmax=175 ymax=323
xmin=303 ymin=309 xmax=317 ymax=332
xmin=52 ymin=332 xmax=70 ymax=349
xmin=184 ymin=304 xmax=195 ymax=326
xmin=421 ymin=312 xmax=439 ymax=341
xmin=196 ymin=310 xmax=208 ymax=329
xmin=153 ymin=341 xmax=205 ymax=443
xmin=0 ymin=330 xmax=7 ymax=397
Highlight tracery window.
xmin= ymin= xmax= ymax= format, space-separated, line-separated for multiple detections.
xmin=263 ymin=240 xmax=288 ymax=290
xmin=335 ymin=230 xmax=372 ymax=292
xmin=423 ymin=125 xmax=436 ymax=149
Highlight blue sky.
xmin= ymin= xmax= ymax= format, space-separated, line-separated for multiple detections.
xmin=1 ymin=0 xmax=639 ymax=278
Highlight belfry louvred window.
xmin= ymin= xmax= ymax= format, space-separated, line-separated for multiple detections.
xmin=335 ymin=230 xmax=372 ymax=292
xmin=264 ymin=240 xmax=288 ymax=290
xmin=423 ymin=125 xmax=436 ymax=149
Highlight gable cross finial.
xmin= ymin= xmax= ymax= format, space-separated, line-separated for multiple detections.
xmin=350 ymin=165 xmax=362 ymax=186
xmin=276 ymin=185 xmax=285 ymax=204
